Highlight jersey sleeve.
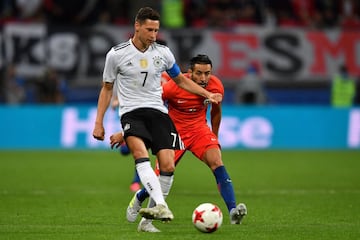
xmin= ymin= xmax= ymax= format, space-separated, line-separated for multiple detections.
xmin=163 ymin=46 xmax=176 ymax=68
xmin=210 ymin=75 xmax=225 ymax=96
xmin=102 ymin=48 xmax=117 ymax=83
xmin=161 ymin=46 xmax=182 ymax=78
xmin=166 ymin=63 xmax=181 ymax=78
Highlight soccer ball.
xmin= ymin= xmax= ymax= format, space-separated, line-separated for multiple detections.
xmin=192 ymin=203 xmax=223 ymax=233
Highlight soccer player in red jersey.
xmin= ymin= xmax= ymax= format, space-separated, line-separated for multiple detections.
xmin=111 ymin=54 xmax=247 ymax=232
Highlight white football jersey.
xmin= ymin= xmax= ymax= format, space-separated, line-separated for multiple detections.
xmin=103 ymin=39 xmax=176 ymax=116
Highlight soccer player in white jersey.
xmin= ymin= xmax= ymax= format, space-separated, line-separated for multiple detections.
xmin=92 ymin=6 xmax=222 ymax=225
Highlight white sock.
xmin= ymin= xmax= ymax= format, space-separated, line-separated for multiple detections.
xmin=147 ymin=174 xmax=174 ymax=208
xmin=136 ymin=160 xmax=166 ymax=206
xmin=159 ymin=173 xmax=174 ymax=198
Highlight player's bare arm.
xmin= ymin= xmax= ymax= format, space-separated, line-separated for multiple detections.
xmin=210 ymin=102 xmax=222 ymax=138
xmin=93 ymin=82 xmax=114 ymax=141
xmin=110 ymin=131 xmax=125 ymax=149
xmin=172 ymin=74 xmax=222 ymax=104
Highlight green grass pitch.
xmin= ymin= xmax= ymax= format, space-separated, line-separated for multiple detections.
xmin=1 ymin=150 xmax=360 ymax=240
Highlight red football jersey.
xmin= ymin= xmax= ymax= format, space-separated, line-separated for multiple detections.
xmin=162 ymin=73 xmax=224 ymax=131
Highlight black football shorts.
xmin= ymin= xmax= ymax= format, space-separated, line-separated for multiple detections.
xmin=121 ymin=108 xmax=183 ymax=154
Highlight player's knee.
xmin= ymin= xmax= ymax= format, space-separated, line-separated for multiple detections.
xmin=204 ymin=158 xmax=223 ymax=171
xmin=131 ymin=150 xmax=149 ymax=160
xmin=159 ymin=164 xmax=175 ymax=173
xmin=158 ymin=159 xmax=175 ymax=172
xmin=156 ymin=149 xmax=175 ymax=172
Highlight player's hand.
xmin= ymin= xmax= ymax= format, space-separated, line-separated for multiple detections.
xmin=206 ymin=93 xmax=223 ymax=104
xmin=93 ymin=123 xmax=105 ymax=141
xmin=110 ymin=132 xmax=125 ymax=149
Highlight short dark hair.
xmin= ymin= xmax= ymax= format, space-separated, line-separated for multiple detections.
xmin=189 ymin=54 xmax=213 ymax=70
xmin=156 ymin=39 xmax=167 ymax=46
xmin=135 ymin=7 xmax=160 ymax=24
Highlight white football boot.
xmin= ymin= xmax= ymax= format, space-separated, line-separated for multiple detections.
xmin=230 ymin=203 xmax=247 ymax=224
xmin=137 ymin=218 xmax=161 ymax=232
xmin=139 ymin=204 xmax=174 ymax=222
xmin=126 ymin=190 xmax=142 ymax=222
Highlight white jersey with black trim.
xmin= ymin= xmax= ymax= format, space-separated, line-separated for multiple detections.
xmin=103 ymin=39 xmax=176 ymax=116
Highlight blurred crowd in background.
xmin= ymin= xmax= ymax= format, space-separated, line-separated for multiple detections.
xmin=0 ymin=0 xmax=359 ymax=106
xmin=1 ymin=0 xmax=360 ymax=29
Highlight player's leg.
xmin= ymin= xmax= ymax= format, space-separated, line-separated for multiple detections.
xmin=130 ymin=171 xmax=172 ymax=229
xmin=201 ymin=147 xmax=247 ymax=224
xmin=128 ymin=149 xmax=186 ymax=224
xmin=190 ymin=128 xmax=247 ymax=225
xmin=126 ymin=136 xmax=173 ymax=222
xmin=154 ymin=148 xmax=186 ymax=175
xmin=129 ymin=109 xmax=183 ymax=225
xmin=137 ymin=111 xmax=180 ymax=221
xmin=137 ymin=149 xmax=176 ymax=221
xmin=122 ymin=109 xmax=174 ymax=222
xmin=137 ymin=171 xmax=172 ymax=232
xmin=201 ymin=147 xmax=236 ymax=210
xmin=138 ymin=149 xmax=187 ymax=232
